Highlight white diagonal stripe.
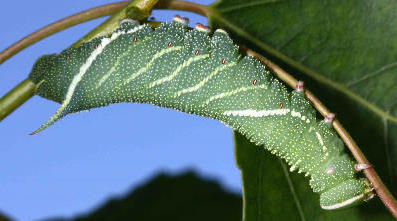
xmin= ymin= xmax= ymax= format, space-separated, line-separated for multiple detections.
xmin=315 ymin=131 xmax=328 ymax=152
xmin=200 ymin=84 xmax=266 ymax=106
xmin=315 ymin=132 xmax=324 ymax=146
xmin=149 ymin=54 xmax=209 ymax=88
xmin=41 ymin=25 xmax=145 ymax=127
xmin=96 ymin=57 xmax=122 ymax=88
xmin=123 ymin=46 xmax=183 ymax=85
xmin=174 ymin=62 xmax=236 ymax=97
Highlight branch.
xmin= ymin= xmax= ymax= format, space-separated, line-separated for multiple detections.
xmin=0 ymin=79 xmax=35 ymax=121
xmin=0 ymin=0 xmax=158 ymax=122
xmin=162 ymin=0 xmax=397 ymax=218
xmin=0 ymin=1 xmax=129 ymax=65
xmin=73 ymin=0 xmax=159 ymax=47
xmin=155 ymin=0 xmax=209 ymax=16
xmin=0 ymin=2 xmax=127 ymax=122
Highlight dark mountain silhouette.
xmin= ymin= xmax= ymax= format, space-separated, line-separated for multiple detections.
xmin=44 ymin=170 xmax=242 ymax=221
xmin=0 ymin=211 xmax=12 ymax=221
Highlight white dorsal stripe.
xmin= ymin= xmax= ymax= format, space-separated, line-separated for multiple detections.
xmin=174 ymin=62 xmax=236 ymax=97
xmin=124 ymin=46 xmax=183 ymax=85
xmin=223 ymin=109 xmax=291 ymax=117
xmin=223 ymin=108 xmax=312 ymax=125
xmin=201 ymin=84 xmax=266 ymax=106
xmin=321 ymin=193 xmax=364 ymax=210
xmin=43 ymin=25 xmax=145 ymax=125
xmin=223 ymin=108 xmax=331 ymax=154
xmin=149 ymin=54 xmax=209 ymax=88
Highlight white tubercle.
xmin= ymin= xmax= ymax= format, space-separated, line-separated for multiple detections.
xmin=195 ymin=23 xmax=211 ymax=34
xmin=119 ymin=18 xmax=139 ymax=26
xmin=173 ymin=15 xmax=189 ymax=25
xmin=215 ymin=29 xmax=228 ymax=35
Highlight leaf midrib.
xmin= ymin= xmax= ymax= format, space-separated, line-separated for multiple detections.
xmin=208 ymin=7 xmax=397 ymax=125
xmin=280 ymin=159 xmax=306 ymax=221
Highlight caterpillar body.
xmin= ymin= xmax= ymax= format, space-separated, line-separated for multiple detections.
xmin=28 ymin=16 xmax=373 ymax=209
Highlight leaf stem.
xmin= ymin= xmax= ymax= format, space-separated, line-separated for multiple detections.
xmin=0 ymin=1 xmax=129 ymax=65
xmin=0 ymin=79 xmax=35 ymax=121
xmin=164 ymin=0 xmax=397 ymax=218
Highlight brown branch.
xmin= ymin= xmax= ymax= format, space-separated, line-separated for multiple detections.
xmin=0 ymin=1 xmax=129 ymax=65
xmin=161 ymin=0 xmax=397 ymax=218
xmin=247 ymin=49 xmax=397 ymax=218
xmin=155 ymin=0 xmax=209 ymax=16
xmin=73 ymin=0 xmax=159 ymax=47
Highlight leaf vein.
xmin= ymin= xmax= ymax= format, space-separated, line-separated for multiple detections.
xmin=209 ymin=10 xmax=397 ymax=124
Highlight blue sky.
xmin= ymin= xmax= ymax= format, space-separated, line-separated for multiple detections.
xmin=0 ymin=0 xmax=242 ymax=220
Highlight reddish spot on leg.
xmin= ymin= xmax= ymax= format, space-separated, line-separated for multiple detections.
xmin=325 ymin=113 xmax=335 ymax=123
xmin=296 ymin=81 xmax=304 ymax=92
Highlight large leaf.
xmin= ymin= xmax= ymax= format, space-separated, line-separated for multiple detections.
xmin=234 ymin=131 xmax=392 ymax=220
xmin=208 ymin=0 xmax=397 ymax=216
xmin=209 ymin=0 xmax=397 ymax=189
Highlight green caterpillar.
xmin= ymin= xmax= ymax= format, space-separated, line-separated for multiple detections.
xmin=28 ymin=16 xmax=373 ymax=209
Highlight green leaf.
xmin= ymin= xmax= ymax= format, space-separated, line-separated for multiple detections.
xmin=209 ymin=0 xmax=397 ymax=217
xmin=234 ymin=131 xmax=392 ymax=220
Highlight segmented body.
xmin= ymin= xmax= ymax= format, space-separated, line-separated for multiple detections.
xmin=28 ymin=16 xmax=371 ymax=209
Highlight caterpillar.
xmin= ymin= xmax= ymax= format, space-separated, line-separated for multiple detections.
xmin=28 ymin=16 xmax=373 ymax=209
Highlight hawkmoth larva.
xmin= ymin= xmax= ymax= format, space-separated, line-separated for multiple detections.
xmin=28 ymin=15 xmax=374 ymax=209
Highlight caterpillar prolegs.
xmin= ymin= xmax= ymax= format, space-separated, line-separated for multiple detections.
xmin=28 ymin=16 xmax=374 ymax=209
